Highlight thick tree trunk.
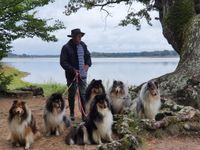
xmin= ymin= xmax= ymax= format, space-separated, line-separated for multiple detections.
xmin=154 ymin=0 xmax=200 ymax=108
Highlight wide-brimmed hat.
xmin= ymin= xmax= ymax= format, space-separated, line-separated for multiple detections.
xmin=67 ymin=28 xmax=85 ymax=37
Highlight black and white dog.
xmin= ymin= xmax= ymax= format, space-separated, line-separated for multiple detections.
xmin=65 ymin=94 xmax=113 ymax=145
xmin=44 ymin=93 xmax=70 ymax=136
xmin=85 ymin=79 xmax=106 ymax=113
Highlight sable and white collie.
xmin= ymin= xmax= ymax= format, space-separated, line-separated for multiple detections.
xmin=65 ymin=94 xmax=113 ymax=145
xmin=44 ymin=93 xmax=69 ymax=136
xmin=85 ymin=79 xmax=106 ymax=113
xmin=136 ymin=81 xmax=161 ymax=120
xmin=108 ymin=80 xmax=132 ymax=114
xmin=8 ymin=100 xmax=40 ymax=149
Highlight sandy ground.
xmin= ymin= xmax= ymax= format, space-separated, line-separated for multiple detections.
xmin=0 ymin=96 xmax=94 ymax=150
xmin=144 ymin=136 xmax=200 ymax=150
xmin=0 ymin=96 xmax=200 ymax=150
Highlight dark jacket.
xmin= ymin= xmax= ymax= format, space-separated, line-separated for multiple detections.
xmin=60 ymin=39 xmax=92 ymax=81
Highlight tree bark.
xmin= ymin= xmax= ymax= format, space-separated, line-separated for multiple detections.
xmin=154 ymin=0 xmax=200 ymax=108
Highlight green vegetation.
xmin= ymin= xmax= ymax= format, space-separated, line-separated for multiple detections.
xmin=1 ymin=65 xmax=66 ymax=97
xmin=0 ymin=65 xmax=13 ymax=92
xmin=7 ymin=50 xmax=178 ymax=58
xmin=2 ymin=65 xmax=30 ymax=90
xmin=91 ymin=50 xmax=178 ymax=58
xmin=37 ymin=82 xmax=66 ymax=97
xmin=65 ymin=0 xmax=154 ymax=31
xmin=0 ymin=0 xmax=65 ymax=93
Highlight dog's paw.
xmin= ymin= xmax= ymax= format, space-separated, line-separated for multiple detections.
xmin=55 ymin=130 xmax=60 ymax=136
xmin=6 ymin=134 xmax=11 ymax=141
xmin=25 ymin=142 xmax=30 ymax=150
xmin=12 ymin=143 xmax=20 ymax=147
xmin=108 ymin=136 xmax=113 ymax=142
xmin=24 ymin=146 xmax=30 ymax=150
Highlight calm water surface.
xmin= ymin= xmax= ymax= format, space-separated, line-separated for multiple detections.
xmin=2 ymin=57 xmax=179 ymax=86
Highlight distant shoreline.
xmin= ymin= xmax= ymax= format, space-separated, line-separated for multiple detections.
xmin=4 ymin=56 xmax=179 ymax=58
xmin=6 ymin=50 xmax=178 ymax=58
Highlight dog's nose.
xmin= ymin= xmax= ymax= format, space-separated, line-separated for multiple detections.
xmin=16 ymin=108 xmax=22 ymax=114
xmin=103 ymin=103 xmax=107 ymax=108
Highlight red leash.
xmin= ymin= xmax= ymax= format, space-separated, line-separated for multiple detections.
xmin=75 ymin=76 xmax=88 ymax=118
xmin=63 ymin=75 xmax=87 ymax=118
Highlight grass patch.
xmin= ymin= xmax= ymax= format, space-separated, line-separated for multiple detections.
xmin=36 ymin=82 xmax=66 ymax=97
xmin=2 ymin=64 xmax=66 ymax=97
xmin=2 ymin=65 xmax=31 ymax=90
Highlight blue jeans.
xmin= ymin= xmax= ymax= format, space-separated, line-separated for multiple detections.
xmin=67 ymin=79 xmax=86 ymax=116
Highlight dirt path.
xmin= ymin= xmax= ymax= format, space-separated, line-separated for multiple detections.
xmin=143 ymin=136 xmax=200 ymax=150
xmin=0 ymin=96 xmax=94 ymax=150
xmin=0 ymin=96 xmax=200 ymax=150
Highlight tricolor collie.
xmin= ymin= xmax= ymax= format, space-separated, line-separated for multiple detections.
xmin=136 ymin=81 xmax=161 ymax=120
xmin=8 ymin=100 xmax=40 ymax=149
xmin=65 ymin=94 xmax=113 ymax=145
xmin=85 ymin=79 xmax=106 ymax=113
xmin=108 ymin=80 xmax=132 ymax=114
xmin=44 ymin=93 xmax=69 ymax=136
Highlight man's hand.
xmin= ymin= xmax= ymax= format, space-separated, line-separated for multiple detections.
xmin=84 ymin=65 xmax=89 ymax=72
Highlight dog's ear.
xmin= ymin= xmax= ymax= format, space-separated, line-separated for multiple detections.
xmin=54 ymin=93 xmax=63 ymax=100
xmin=13 ymin=100 xmax=18 ymax=103
xmin=147 ymin=81 xmax=152 ymax=88
xmin=98 ymin=80 xmax=102 ymax=83
xmin=113 ymin=80 xmax=117 ymax=84
xmin=12 ymin=100 xmax=18 ymax=105
xmin=119 ymin=81 xmax=124 ymax=86
xmin=21 ymin=101 xmax=26 ymax=106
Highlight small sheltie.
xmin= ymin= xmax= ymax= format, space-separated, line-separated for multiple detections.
xmin=65 ymin=94 xmax=113 ymax=145
xmin=8 ymin=100 xmax=40 ymax=149
xmin=108 ymin=80 xmax=132 ymax=114
xmin=43 ymin=93 xmax=69 ymax=136
xmin=136 ymin=81 xmax=161 ymax=119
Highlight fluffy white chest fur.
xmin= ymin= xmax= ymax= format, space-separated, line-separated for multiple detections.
xmin=111 ymin=97 xmax=123 ymax=111
xmin=45 ymin=109 xmax=65 ymax=127
xmin=10 ymin=120 xmax=27 ymax=137
xmin=95 ymin=108 xmax=113 ymax=139
xmin=9 ymin=111 xmax=32 ymax=136
xmin=142 ymin=96 xmax=161 ymax=119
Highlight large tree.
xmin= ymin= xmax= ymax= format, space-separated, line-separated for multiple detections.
xmin=65 ymin=0 xmax=200 ymax=108
xmin=0 ymin=0 xmax=65 ymax=92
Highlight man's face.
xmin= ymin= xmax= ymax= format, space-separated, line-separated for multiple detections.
xmin=72 ymin=34 xmax=82 ymax=44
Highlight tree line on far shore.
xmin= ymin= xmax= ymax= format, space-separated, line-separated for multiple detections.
xmin=7 ymin=50 xmax=178 ymax=58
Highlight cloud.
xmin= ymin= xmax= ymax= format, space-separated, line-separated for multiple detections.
xmin=11 ymin=0 xmax=172 ymax=55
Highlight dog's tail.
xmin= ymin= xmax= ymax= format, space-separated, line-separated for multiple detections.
xmin=65 ymin=127 xmax=76 ymax=145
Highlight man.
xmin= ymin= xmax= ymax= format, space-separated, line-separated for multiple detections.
xmin=60 ymin=28 xmax=92 ymax=121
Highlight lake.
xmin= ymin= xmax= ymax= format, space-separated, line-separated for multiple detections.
xmin=2 ymin=57 xmax=179 ymax=86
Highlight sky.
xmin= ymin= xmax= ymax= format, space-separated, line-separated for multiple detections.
xmin=11 ymin=0 xmax=172 ymax=55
